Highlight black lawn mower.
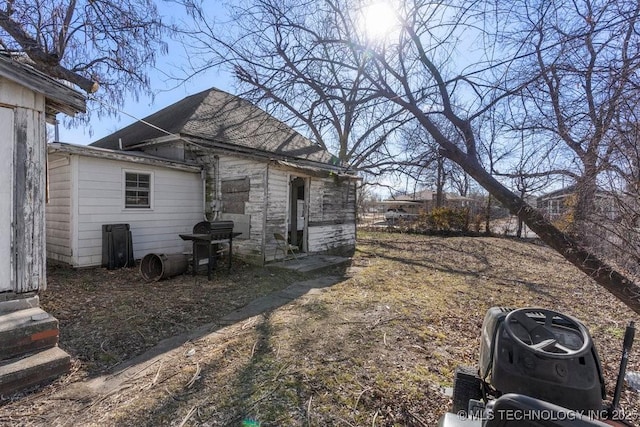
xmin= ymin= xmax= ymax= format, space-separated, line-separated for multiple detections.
xmin=438 ymin=307 xmax=636 ymax=427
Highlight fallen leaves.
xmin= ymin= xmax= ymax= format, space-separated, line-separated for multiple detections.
xmin=1 ymin=233 xmax=639 ymax=426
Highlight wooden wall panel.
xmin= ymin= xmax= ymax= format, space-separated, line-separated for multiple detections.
xmin=14 ymin=108 xmax=46 ymax=292
xmin=0 ymin=107 xmax=14 ymax=292
xmin=46 ymin=153 xmax=72 ymax=264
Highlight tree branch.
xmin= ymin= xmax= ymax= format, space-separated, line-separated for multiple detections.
xmin=0 ymin=9 xmax=98 ymax=92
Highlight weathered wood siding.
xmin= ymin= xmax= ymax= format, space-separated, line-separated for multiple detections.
xmin=46 ymin=153 xmax=73 ymax=265
xmin=307 ymin=223 xmax=356 ymax=253
xmin=216 ymin=154 xmax=267 ymax=262
xmin=67 ymin=156 xmax=203 ymax=267
xmin=264 ymin=167 xmax=290 ymax=262
xmin=145 ymin=143 xmax=356 ymax=264
xmin=0 ymin=78 xmax=48 ymax=293
xmin=307 ymin=177 xmax=356 ymax=254
xmin=15 ymin=106 xmax=47 ymax=292
xmin=265 ymin=165 xmax=357 ymax=261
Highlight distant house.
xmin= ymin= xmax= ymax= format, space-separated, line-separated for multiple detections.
xmin=536 ymin=185 xmax=618 ymax=222
xmin=380 ymin=189 xmax=472 ymax=215
xmin=50 ymin=87 xmax=358 ymax=267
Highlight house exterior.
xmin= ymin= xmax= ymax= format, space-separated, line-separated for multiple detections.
xmin=0 ymin=53 xmax=85 ymax=394
xmin=46 ymin=143 xmax=204 ymax=268
xmin=380 ymin=188 xmax=472 ymax=215
xmin=536 ymin=185 xmax=618 ymax=222
xmin=87 ymin=87 xmax=358 ymax=265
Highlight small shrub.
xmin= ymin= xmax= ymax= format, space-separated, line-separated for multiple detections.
xmin=472 ymin=214 xmax=483 ymax=233
xmin=553 ymin=194 xmax=576 ymax=234
xmin=411 ymin=207 xmax=470 ymax=233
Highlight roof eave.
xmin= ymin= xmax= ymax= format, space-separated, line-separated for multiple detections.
xmin=48 ymin=142 xmax=202 ymax=173
xmin=127 ymin=133 xmax=353 ymax=175
xmin=274 ymin=160 xmax=360 ymax=179
xmin=0 ymin=55 xmax=86 ymax=116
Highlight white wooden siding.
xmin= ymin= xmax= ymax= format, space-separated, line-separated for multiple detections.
xmin=264 ymin=167 xmax=291 ymax=262
xmin=307 ymin=223 xmax=356 ymax=253
xmin=308 ymin=178 xmax=357 ymax=225
xmin=0 ymin=107 xmax=14 ymax=292
xmin=46 ymin=153 xmax=72 ymax=264
xmin=306 ymin=176 xmax=356 ymax=253
xmin=308 ymin=178 xmax=324 ymax=224
xmin=262 ymin=166 xmax=357 ymax=261
xmin=57 ymin=155 xmax=203 ymax=267
xmin=141 ymin=143 xmax=357 ymax=264
xmin=266 ymin=168 xmax=289 ymax=231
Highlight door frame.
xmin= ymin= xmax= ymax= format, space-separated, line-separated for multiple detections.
xmin=288 ymin=176 xmax=308 ymax=252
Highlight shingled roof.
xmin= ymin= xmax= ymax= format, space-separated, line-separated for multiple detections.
xmin=91 ymin=87 xmax=338 ymax=166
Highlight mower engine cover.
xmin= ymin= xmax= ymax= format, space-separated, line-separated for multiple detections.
xmin=478 ymin=307 xmax=605 ymax=412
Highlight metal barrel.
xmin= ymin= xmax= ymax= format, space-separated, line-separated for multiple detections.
xmin=140 ymin=253 xmax=188 ymax=282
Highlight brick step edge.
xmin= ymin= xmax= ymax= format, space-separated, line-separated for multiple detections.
xmin=0 ymin=308 xmax=60 ymax=360
xmin=0 ymin=347 xmax=70 ymax=396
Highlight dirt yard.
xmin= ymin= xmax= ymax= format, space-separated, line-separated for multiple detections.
xmin=1 ymin=232 xmax=639 ymax=426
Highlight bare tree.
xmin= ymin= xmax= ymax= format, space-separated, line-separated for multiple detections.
xmin=396 ymin=123 xmax=442 ymax=197
xmin=400 ymin=123 xmax=467 ymax=206
xmin=500 ymin=0 xmax=640 ymax=241
xmin=182 ymin=0 xmax=640 ymax=313
xmin=448 ymin=163 xmax=471 ymax=197
xmin=356 ymin=183 xmax=381 ymax=223
xmin=0 ymin=0 xmax=175 ymax=117
xmin=591 ymin=96 xmax=640 ymax=273
xmin=179 ymin=0 xmax=415 ymax=177
xmin=493 ymin=129 xmax=559 ymax=238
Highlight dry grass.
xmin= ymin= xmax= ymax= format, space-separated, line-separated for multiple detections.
xmin=1 ymin=232 xmax=639 ymax=426
xmin=36 ymin=260 xmax=309 ymax=376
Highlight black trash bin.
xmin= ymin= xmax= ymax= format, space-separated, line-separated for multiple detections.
xmin=102 ymin=224 xmax=134 ymax=269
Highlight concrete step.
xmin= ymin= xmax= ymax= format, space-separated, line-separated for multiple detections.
xmin=0 ymin=296 xmax=40 ymax=315
xmin=0 ymin=347 xmax=70 ymax=395
xmin=268 ymin=254 xmax=351 ymax=274
xmin=0 ymin=307 xmax=60 ymax=360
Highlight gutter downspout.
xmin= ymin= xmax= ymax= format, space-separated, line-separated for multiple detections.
xmin=201 ymin=167 xmax=207 ymax=221
xmin=263 ymin=162 xmax=270 ymax=265
xmin=213 ymin=155 xmax=220 ymax=221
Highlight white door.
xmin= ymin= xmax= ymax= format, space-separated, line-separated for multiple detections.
xmin=0 ymin=107 xmax=14 ymax=292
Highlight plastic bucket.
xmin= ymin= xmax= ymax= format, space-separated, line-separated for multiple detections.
xmin=140 ymin=253 xmax=188 ymax=282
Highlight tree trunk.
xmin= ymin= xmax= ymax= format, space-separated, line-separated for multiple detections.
xmin=484 ymin=195 xmax=492 ymax=236
xmin=436 ymin=154 xmax=445 ymax=208
xmin=516 ymin=218 xmax=523 ymax=238
xmin=516 ymin=189 xmax=525 ymax=238
xmin=445 ymin=149 xmax=640 ymax=315
xmin=572 ymin=170 xmax=598 ymax=242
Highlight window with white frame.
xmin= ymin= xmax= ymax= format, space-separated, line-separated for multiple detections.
xmin=124 ymin=171 xmax=152 ymax=208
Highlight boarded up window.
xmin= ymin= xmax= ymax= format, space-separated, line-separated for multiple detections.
xmin=221 ymin=177 xmax=249 ymax=214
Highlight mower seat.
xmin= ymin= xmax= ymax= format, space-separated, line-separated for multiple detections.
xmin=484 ymin=394 xmax=609 ymax=427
